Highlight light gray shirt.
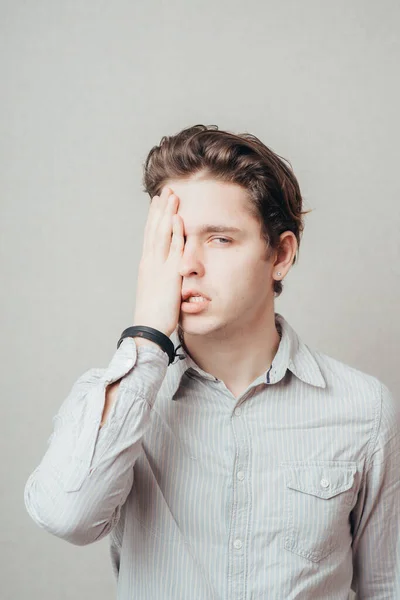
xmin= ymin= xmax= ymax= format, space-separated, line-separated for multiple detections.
xmin=24 ymin=313 xmax=400 ymax=599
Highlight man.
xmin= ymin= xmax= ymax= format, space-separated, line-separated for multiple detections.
xmin=25 ymin=125 xmax=400 ymax=599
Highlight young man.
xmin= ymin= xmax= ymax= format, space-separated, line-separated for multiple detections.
xmin=25 ymin=125 xmax=399 ymax=599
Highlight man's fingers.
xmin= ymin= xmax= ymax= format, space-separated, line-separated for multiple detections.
xmin=143 ymin=187 xmax=173 ymax=255
xmin=159 ymin=192 xmax=180 ymax=256
xmin=169 ymin=213 xmax=185 ymax=257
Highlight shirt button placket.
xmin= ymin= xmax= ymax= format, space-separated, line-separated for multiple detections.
xmin=229 ymin=403 xmax=249 ymax=598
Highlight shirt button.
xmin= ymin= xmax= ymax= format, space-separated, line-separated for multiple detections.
xmin=237 ymin=470 xmax=245 ymax=481
xmin=320 ymin=478 xmax=330 ymax=488
xmin=234 ymin=407 xmax=242 ymax=416
xmin=233 ymin=539 xmax=242 ymax=549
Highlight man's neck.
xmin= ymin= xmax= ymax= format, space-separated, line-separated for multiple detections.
xmin=179 ymin=311 xmax=281 ymax=398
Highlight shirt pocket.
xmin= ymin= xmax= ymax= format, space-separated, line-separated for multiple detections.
xmin=281 ymin=461 xmax=357 ymax=563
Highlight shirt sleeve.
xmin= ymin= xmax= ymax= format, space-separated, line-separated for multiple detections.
xmin=24 ymin=337 xmax=169 ymax=546
xmin=350 ymin=382 xmax=400 ymax=599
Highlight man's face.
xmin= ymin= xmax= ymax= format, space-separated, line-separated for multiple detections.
xmin=165 ymin=176 xmax=276 ymax=338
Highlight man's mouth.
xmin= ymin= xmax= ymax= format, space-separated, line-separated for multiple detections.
xmin=182 ymin=296 xmax=208 ymax=303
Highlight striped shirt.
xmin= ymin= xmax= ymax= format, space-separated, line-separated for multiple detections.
xmin=24 ymin=312 xmax=400 ymax=599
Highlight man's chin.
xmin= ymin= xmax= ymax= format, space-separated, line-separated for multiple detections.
xmin=178 ymin=316 xmax=219 ymax=337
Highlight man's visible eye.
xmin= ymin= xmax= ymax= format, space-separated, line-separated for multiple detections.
xmin=212 ymin=237 xmax=231 ymax=245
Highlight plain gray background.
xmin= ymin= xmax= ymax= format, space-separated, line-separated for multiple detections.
xmin=1 ymin=1 xmax=399 ymax=598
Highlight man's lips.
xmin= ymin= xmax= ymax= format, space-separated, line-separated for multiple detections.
xmin=180 ymin=297 xmax=210 ymax=313
xmin=181 ymin=291 xmax=211 ymax=301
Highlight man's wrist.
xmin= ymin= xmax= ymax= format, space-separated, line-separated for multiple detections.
xmin=133 ymin=337 xmax=162 ymax=350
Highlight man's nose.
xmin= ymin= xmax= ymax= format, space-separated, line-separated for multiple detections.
xmin=178 ymin=245 xmax=205 ymax=278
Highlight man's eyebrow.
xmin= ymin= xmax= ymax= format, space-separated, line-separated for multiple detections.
xmin=195 ymin=225 xmax=243 ymax=234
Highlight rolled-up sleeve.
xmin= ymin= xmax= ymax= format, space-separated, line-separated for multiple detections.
xmin=351 ymin=383 xmax=400 ymax=598
xmin=24 ymin=337 xmax=169 ymax=546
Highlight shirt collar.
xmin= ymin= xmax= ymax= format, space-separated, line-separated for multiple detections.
xmin=167 ymin=312 xmax=326 ymax=400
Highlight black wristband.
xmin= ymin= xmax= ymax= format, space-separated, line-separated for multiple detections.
xmin=117 ymin=326 xmax=184 ymax=366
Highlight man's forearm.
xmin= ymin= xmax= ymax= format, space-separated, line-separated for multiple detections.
xmin=24 ymin=337 xmax=170 ymax=545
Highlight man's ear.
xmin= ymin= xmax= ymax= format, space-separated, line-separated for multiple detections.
xmin=272 ymin=232 xmax=297 ymax=276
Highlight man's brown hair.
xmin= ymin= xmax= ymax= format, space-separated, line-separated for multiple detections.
xmin=142 ymin=124 xmax=311 ymax=297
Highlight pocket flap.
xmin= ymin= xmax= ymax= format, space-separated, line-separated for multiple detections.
xmin=284 ymin=464 xmax=356 ymax=499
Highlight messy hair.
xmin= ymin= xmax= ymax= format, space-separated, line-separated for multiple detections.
xmin=142 ymin=124 xmax=311 ymax=297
